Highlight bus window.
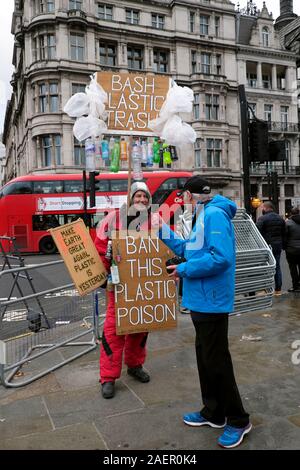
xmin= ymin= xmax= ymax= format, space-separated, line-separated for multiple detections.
xmin=32 ymin=215 xmax=60 ymax=231
xmin=110 ymin=179 xmax=128 ymax=192
xmin=64 ymin=180 xmax=83 ymax=193
xmin=2 ymin=181 xmax=32 ymax=195
xmin=152 ymin=177 xmax=189 ymax=206
xmin=96 ymin=180 xmax=109 ymax=192
xmin=91 ymin=212 xmax=107 ymax=228
xmin=33 ymin=181 xmax=63 ymax=194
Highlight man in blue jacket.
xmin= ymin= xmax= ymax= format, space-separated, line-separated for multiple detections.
xmin=157 ymin=176 xmax=251 ymax=449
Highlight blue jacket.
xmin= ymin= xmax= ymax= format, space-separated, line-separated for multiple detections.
xmin=159 ymin=195 xmax=237 ymax=314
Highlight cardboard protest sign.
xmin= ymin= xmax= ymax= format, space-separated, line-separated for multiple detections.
xmin=49 ymin=219 xmax=107 ymax=296
xmin=96 ymin=71 xmax=170 ymax=133
xmin=112 ymin=232 xmax=178 ymax=335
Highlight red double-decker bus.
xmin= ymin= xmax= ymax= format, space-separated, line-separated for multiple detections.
xmin=0 ymin=171 xmax=192 ymax=254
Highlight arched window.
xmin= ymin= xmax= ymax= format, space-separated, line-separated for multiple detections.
xmin=262 ymin=27 xmax=269 ymax=47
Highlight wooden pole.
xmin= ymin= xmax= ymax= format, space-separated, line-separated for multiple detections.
xmin=127 ymin=136 xmax=133 ymax=210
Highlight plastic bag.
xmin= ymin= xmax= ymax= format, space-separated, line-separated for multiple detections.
xmin=73 ymin=115 xmax=107 ymax=141
xmin=63 ymin=92 xmax=89 ymax=117
xmin=160 ymin=83 xmax=194 ymax=118
xmin=161 ymin=115 xmax=196 ymax=147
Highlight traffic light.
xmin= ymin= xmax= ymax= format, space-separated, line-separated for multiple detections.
xmin=248 ymin=119 xmax=269 ymax=162
xmin=268 ymin=140 xmax=286 ymax=161
xmin=89 ymin=171 xmax=99 ymax=208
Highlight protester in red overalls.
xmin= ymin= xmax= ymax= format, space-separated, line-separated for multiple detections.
xmin=95 ymin=182 xmax=152 ymax=398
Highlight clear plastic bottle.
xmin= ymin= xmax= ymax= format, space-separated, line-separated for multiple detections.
xmin=170 ymin=145 xmax=178 ymax=161
xmin=95 ymin=138 xmax=102 ymax=168
xmin=141 ymin=140 xmax=148 ymax=167
xmin=147 ymin=141 xmax=154 ymax=167
xmin=85 ymin=137 xmax=96 ymax=171
xmin=132 ymin=143 xmax=143 ymax=180
xmin=120 ymin=137 xmax=128 ymax=169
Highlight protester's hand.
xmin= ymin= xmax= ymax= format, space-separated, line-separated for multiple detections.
xmin=167 ymin=265 xmax=180 ymax=281
xmin=151 ymin=212 xmax=163 ymax=229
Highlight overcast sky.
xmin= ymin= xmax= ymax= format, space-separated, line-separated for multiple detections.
xmin=1 ymin=0 xmax=300 ymax=135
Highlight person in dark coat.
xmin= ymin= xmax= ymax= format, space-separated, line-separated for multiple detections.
xmin=285 ymin=207 xmax=300 ymax=292
xmin=256 ymin=201 xmax=285 ymax=295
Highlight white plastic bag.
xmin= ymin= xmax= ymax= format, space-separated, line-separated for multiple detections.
xmin=161 ymin=115 xmax=196 ymax=147
xmin=63 ymin=93 xmax=89 ymax=117
xmin=160 ymin=83 xmax=194 ymax=118
xmin=73 ymin=115 xmax=107 ymax=141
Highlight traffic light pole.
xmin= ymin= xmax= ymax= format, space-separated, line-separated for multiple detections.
xmin=238 ymin=85 xmax=251 ymax=214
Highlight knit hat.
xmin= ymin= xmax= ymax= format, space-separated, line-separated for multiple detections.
xmin=130 ymin=181 xmax=152 ymax=205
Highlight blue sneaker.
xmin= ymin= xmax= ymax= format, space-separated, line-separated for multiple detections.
xmin=183 ymin=411 xmax=225 ymax=428
xmin=218 ymin=423 xmax=252 ymax=448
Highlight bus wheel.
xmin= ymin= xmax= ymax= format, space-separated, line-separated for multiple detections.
xmin=39 ymin=236 xmax=57 ymax=255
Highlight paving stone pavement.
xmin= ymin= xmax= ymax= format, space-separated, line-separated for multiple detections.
xmin=1 ymin=294 xmax=300 ymax=451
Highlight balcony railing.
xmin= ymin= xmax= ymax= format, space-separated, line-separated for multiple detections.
xmin=267 ymin=121 xmax=299 ymax=133
xmin=250 ymin=164 xmax=300 ymax=176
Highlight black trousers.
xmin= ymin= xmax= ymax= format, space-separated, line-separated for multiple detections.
xmin=286 ymin=250 xmax=300 ymax=288
xmin=191 ymin=313 xmax=249 ymax=428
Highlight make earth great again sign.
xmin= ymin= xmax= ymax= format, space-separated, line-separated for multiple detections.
xmin=96 ymin=71 xmax=170 ymax=132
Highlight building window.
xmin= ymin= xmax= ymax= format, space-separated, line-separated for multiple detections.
xmin=248 ymin=102 xmax=256 ymax=118
xmin=284 ymin=184 xmax=294 ymax=197
xmin=152 ymin=14 xmax=164 ymax=29
xmin=262 ymin=74 xmax=271 ymax=89
xmin=153 ymin=49 xmax=169 ymax=73
xmin=194 ymin=138 xmax=201 ymax=167
xmin=205 ymin=94 xmax=219 ymax=120
xmin=74 ymin=137 xmax=85 ymax=165
xmin=216 ymin=54 xmax=222 ymax=75
xmin=33 ymin=33 xmax=56 ymax=61
xmin=191 ymin=50 xmax=197 ymax=73
xmin=215 ymin=16 xmax=220 ymax=37
xmin=72 ymin=83 xmax=86 ymax=94
xmin=193 ymin=93 xmax=200 ymax=120
xmin=98 ymin=4 xmax=113 ymax=20
xmin=200 ymin=15 xmax=209 ymax=35
xmin=207 ymin=139 xmax=222 ymax=167
xmin=262 ymin=27 xmax=269 ymax=47
xmin=99 ymin=42 xmax=117 ymax=66
xmin=189 ymin=11 xmax=195 ymax=32
xmin=247 ymin=73 xmax=257 ymax=88
xmin=285 ymin=140 xmax=291 ymax=163
xmin=70 ymin=33 xmax=85 ymax=61
xmin=40 ymin=135 xmax=61 ymax=167
xmin=127 ymin=46 xmax=143 ymax=70
xmin=201 ymin=53 xmax=211 ymax=74
xmin=69 ymin=0 xmax=82 ymax=9
xmin=264 ymin=104 xmax=273 ymax=123
xmin=35 ymin=81 xmax=59 ymax=113
xmin=126 ymin=9 xmax=139 ymax=25
xmin=281 ymin=106 xmax=289 ymax=131
xmin=36 ymin=0 xmax=55 ymax=13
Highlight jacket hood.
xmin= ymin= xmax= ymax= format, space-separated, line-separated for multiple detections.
xmin=205 ymin=195 xmax=237 ymax=220
xmin=291 ymin=214 xmax=300 ymax=224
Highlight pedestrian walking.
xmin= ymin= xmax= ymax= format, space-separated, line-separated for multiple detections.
xmin=285 ymin=207 xmax=300 ymax=292
xmin=95 ymin=182 xmax=152 ymax=399
xmin=155 ymin=175 xmax=251 ymax=449
xmin=256 ymin=201 xmax=286 ymax=296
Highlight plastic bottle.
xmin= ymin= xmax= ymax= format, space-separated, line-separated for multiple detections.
xmin=95 ymin=138 xmax=102 ymax=168
xmin=105 ymin=240 xmax=113 ymax=260
xmin=110 ymin=139 xmax=120 ymax=173
xmin=107 ymin=273 xmax=114 ymax=292
xmin=163 ymin=144 xmax=172 ymax=166
xmin=153 ymin=137 xmax=160 ymax=164
xmin=147 ymin=141 xmax=154 ymax=167
xmin=110 ymin=260 xmax=120 ymax=284
xmin=85 ymin=137 xmax=96 ymax=171
xmin=170 ymin=145 xmax=178 ymax=161
xmin=120 ymin=137 xmax=128 ymax=169
xmin=109 ymin=136 xmax=115 ymax=160
xmin=132 ymin=143 xmax=143 ymax=180
xmin=101 ymin=138 xmax=109 ymax=162
xmin=141 ymin=140 xmax=148 ymax=167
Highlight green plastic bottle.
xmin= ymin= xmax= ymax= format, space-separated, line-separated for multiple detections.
xmin=153 ymin=137 xmax=160 ymax=164
xmin=110 ymin=140 xmax=120 ymax=173
xmin=163 ymin=143 xmax=172 ymax=165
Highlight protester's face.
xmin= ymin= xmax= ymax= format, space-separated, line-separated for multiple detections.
xmin=132 ymin=191 xmax=149 ymax=209
xmin=182 ymin=190 xmax=192 ymax=204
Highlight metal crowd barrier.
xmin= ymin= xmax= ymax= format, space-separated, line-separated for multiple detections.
xmin=0 ymin=260 xmax=104 ymax=388
xmin=233 ymin=209 xmax=276 ymax=314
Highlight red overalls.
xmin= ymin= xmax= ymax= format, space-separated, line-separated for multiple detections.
xmin=95 ymin=210 xmax=149 ymax=384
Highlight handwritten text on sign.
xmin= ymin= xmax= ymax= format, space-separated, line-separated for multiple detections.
xmin=96 ymin=71 xmax=170 ymax=132
xmin=49 ymin=219 xmax=107 ymax=296
xmin=112 ymin=233 xmax=177 ymax=335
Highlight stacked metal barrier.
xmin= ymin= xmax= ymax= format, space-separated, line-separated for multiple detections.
xmin=233 ymin=209 xmax=276 ymax=314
